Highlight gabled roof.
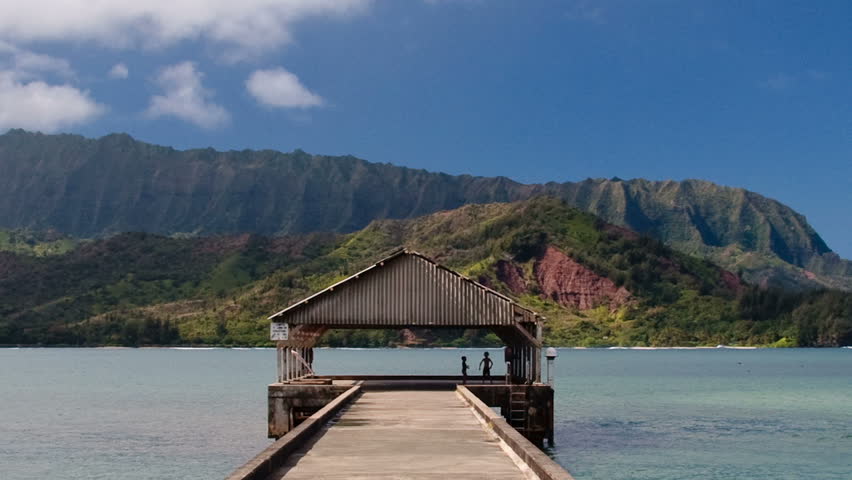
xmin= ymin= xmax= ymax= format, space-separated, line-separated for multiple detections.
xmin=269 ymin=249 xmax=539 ymax=327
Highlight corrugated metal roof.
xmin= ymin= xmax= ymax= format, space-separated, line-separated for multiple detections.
xmin=269 ymin=249 xmax=540 ymax=327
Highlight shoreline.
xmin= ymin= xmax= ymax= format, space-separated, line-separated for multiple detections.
xmin=1 ymin=345 xmax=849 ymax=350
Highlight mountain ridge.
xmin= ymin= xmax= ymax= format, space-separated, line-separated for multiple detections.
xmin=2 ymin=198 xmax=848 ymax=347
xmin=1 ymin=129 xmax=849 ymax=291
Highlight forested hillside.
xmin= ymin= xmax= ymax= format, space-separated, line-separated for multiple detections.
xmin=2 ymin=198 xmax=848 ymax=347
xmin=1 ymin=130 xmax=849 ymax=291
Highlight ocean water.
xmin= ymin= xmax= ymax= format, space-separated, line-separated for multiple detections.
xmin=0 ymin=348 xmax=850 ymax=479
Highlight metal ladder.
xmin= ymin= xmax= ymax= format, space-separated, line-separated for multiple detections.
xmin=509 ymin=387 xmax=527 ymax=432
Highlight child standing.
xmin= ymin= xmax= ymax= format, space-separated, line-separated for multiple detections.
xmin=461 ymin=356 xmax=469 ymax=385
xmin=479 ymin=352 xmax=493 ymax=384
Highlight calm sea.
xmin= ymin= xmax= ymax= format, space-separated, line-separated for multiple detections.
xmin=1 ymin=348 xmax=850 ymax=479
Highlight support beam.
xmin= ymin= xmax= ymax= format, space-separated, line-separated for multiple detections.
xmin=511 ymin=323 xmax=542 ymax=348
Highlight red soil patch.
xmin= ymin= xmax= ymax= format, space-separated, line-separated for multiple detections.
xmin=720 ymin=269 xmax=745 ymax=294
xmin=496 ymin=259 xmax=528 ymax=294
xmin=534 ymin=246 xmax=631 ymax=310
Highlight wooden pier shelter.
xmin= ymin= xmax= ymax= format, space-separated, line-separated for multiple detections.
xmin=232 ymin=250 xmax=571 ymax=480
xmin=270 ymin=249 xmax=544 ymax=385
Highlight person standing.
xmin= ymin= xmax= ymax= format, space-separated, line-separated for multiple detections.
xmin=461 ymin=356 xmax=469 ymax=385
xmin=479 ymin=352 xmax=493 ymax=384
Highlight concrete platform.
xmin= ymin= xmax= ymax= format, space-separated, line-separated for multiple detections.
xmin=268 ymin=390 xmax=531 ymax=479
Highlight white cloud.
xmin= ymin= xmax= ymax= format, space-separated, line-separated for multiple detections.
xmin=0 ymin=71 xmax=105 ymax=132
xmin=0 ymin=1 xmax=371 ymax=62
xmin=0 ymin=42 xmax=102 ymax=132
xmin=0 ymin=41 xmax=74 ymax=79
xmin=146 ymin=61 xmax=229 ymax=129
xmin=246 ymin=68 xmax=324 ymax=108
xmin=108 ymin=63 xmax=129 ymax=79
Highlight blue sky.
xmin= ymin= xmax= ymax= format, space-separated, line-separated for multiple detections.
xmin=0 ymin=0 xmax=849 ymax=257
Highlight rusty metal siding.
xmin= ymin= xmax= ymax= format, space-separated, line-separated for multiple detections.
xmin=273 ymin=253 xmax=525 ymax=327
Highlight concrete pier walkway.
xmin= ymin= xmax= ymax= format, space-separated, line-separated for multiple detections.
xmin=268 ymin=390 xmax=531 ymax=479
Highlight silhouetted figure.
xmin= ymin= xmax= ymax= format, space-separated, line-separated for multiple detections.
xmin=461 ymin=356 xmax=469 ymax=385
xmin=479 ymin=352 xmax=493 ymax=384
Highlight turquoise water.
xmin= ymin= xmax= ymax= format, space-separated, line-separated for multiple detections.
xmin=1 ymin=348 xmax=850 ymax=479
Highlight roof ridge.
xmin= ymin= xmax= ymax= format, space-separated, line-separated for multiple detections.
xmin=268 ymin=250 xmax=540 ymax=321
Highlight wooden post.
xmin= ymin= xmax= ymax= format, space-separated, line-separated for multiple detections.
xmin=534 ymin=322 xmax=543 ymax=383
xmin=511 ymin=347 xmax=517 ymax=382
xmin=302 ymin=348 xmax=308 ymax=377
xmin=294 ymin=348 xmax=300 ymax=379
xmin=276 ymin=343 xmax=283 ymax=383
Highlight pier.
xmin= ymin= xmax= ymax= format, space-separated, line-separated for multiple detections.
xmin=227 ymin=250 xmax=573 ymax=479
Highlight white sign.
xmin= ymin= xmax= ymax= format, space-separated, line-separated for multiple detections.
xmin=270 ymin=322 xmax=289 ymax=341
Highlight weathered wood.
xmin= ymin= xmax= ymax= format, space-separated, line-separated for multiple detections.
xmin=464 ymin=384 xmax=555 ymax=446
xmin=236 ymin=380 xmax=570 ymax=479
xmin=268 ymin=250 xmax=546 ymax=385
xmin=269 ymin=250 xmax=537 ymax=328
xmin=228 ymin=386 xmax=361 ymax=480
xmin=457 ymin=386 xmax=574 ymax=480
xmin=266 ymin=390 xmax=532 ymax=479
xmin=268 ymin=384 xmax=354 ymax=438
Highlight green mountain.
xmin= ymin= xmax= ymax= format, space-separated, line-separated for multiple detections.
xmin=1 ymin=198 xmax=849 ymax=347
xmin=1 ymin=129 xmax=849 ymax=290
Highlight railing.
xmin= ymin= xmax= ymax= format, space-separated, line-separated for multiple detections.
xmin=227 ymin=386 xmax=361 ymax=480
xmin=276 ymin=347 xmax=314 ymax=383
xmin=458 ymin=386 xmax=574 ymax=480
